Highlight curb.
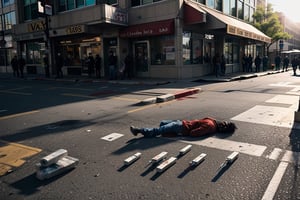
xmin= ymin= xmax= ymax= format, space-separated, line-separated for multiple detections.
xmin=140 ymin=88 xmax=201 ymax=105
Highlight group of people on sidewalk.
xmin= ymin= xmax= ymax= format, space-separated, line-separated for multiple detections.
xmin=10 ymin=55 xmax=26 ymax=78
xmin=242 ymin=54 xmax=269 ymax=73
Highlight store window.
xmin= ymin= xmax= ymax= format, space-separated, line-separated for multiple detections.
xmin=24 ymin=42 xmax=45 ymax=65
xmin=24 ymin=0 xmax=39 ymax=20
xmin=3 ymin=11 xmax=16 ymax=30
xmin=150 ymin=35 xmax=175 ymax=65
xmin=230 ymin=0 xmax=236 ymax=17
xmin=224 ymin=38 xmax=239 ymax=64
xmin=59 ymin=0 xmax=95 ymax=12
xmin=183 ymin=32 xmax=205 ymax=65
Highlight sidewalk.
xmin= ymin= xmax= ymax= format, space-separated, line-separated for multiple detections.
xmin=0 ymin=69 xmax=281 ymax=85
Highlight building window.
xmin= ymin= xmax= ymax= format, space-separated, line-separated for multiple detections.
xmin=237 ymin=0 xmax=243 ymax=20
xmin=25 ymin=42 xmax=45 ymax=65
xmin=244 ymin=4 xmax=250 ymax=21
xmin=24 ymin=0 xmax=39 ymax=20
xmin=207 ymin=0 xmax=215 ymax=8
xmin=150 ymin=35 xmax=175 ymax=65
xmin=131 ymin=0 xmax=163 ymax=7
xmin=4 ymin=11 xmax=16 ymax=30
xmin=58 ymin=0 xmax=95 ymax=12
xmin=2 ymin=0 xmax=14 ymax=7
xmin=230 ymin=0 xmax=236 ymax=17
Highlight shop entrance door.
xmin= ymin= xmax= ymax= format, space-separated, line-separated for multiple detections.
xmin=134 ymin=41 xmax=149 ymax=75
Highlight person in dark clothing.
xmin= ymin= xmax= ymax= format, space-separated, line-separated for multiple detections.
xmin=262 ymin=55 xmax=268 ymax=71
xmin=282 ymin=56 xmax=289 ymax=72
xmin=221 ymin=54 xmax=226 ymax=75
xmin=247 ymin=54 xmax=253 ymax=72
xmin=95 ymin=54 xmax=102 ymax=78
xmin=130 ymin=117 xmax=237 ymax=138
xmin=56 ymin=53 xmax=64 ymax=78
xmin=213 ymin=53 xmax=221 ymax=77
xmin=291 ymin=56 xmax=298 ymax=76
xmin=275 ymin=55 xmax=281 ymax=71
xmin=18 ymin=56 xmax=26 ymax=78
xmin=124 ymin=54 xmax=133 ymax=79
xmin=43 ymin=54 xmax=50 ymax=78
xmin=254 ymin=55 xmax=261 ymax=72
xmin=11 ymin=55 xmax=19 ymax=77
xmin=87 ymin=53 xmax=95 ymax=77
xmin=108 ymin=51 xmax=117 ymax=80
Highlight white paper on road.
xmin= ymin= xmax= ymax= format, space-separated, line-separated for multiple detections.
xmin=101 ymin=133 xmax=124 ymax=141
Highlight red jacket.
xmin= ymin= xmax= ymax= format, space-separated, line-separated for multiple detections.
xmin=182 ymin=117 xmax=217 ymax=137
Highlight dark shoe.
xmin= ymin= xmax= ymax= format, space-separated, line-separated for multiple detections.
xmin=130 ymin=126 xmax=141 ymax=136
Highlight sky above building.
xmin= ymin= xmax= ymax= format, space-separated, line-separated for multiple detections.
xmin=268 ymin=0 xmax=300 ymax=22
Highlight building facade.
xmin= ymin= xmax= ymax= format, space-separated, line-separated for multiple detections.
xmin=2 ymin=0 xmax=272 ymax=79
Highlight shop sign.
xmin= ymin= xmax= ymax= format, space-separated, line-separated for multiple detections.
xmin=120 ymin=19 xmax=174 ymax=38
xmin=28 ymin=20 xmax=46 ymax=32
xmin=227 ymin=25 xmax=271 ymax=43
xmin=66 ymin=25 xmax=84 ymax=35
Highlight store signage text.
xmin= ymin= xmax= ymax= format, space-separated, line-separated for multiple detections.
xmin=227 ymin=25 xmax=271 ymax=43
xmin=66 ymin=25 xmax=84 ymax=35
xmin=120 ymin=19 xmax=174 ymax=38
xmin=28 ymin=21 xmax=46 ymax=32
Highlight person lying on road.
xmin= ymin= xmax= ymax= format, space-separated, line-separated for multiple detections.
xmin=130 ymin=117 xmax=237 ymax=138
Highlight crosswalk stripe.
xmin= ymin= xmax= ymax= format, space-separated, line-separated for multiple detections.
xmin=266 ymin=148 xmax=283 ymax=160
xmin=181 ymin=137 xmax=267 ymax=157
xmin=281 ymin=150 xmax=300 ymax=165
xmin=261 ymin=162 xmax=289 ymax=200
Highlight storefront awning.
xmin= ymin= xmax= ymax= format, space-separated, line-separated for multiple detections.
xmin=187 ymin=1 xmax=271 ymax=43
xmin=183 ymin=1 xmax=206 ymax=25
xmin=119 ymin=19 xmax=174 ymax=38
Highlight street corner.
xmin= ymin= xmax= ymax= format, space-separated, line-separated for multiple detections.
xmin=0 ymin=140 xmax=41 ymax=176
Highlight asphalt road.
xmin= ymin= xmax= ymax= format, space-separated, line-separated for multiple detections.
xmin=0 ymin=72 xmax=299 ymax=200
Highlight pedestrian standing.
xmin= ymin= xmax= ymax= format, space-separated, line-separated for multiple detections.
xmin=87 ymin=53 xmax=95 ymax=77
xmin=283 ymin=55 xmax=289 ymax=72
xmin=18 ymin=56 xmax=26 ymax=78
xmin=262 ymin=55 xmax=268 ymax=71
xmin=43 ymin=54 xmax=50 ymax=78
xmin=247 ymin=54 xmax=253 ymax=72
xmin=124 ymin=53 xmax=133 ymax=79
xmin=254 ymin=55 xmax=261 ymax=72
xmin=275 ymin=55 xmax=281 ymax=71
xmin=56 ymin=53 xmax=64 ymax=78
xmin=95 ymin=54 xmax=102 ymax=78
xmin=221 ymin=54 xmax=226 ymax=75
xmin=291 ymin=56 xmax=298 ymax=76
xmin=213 ymin=53 xmax=221 ymax=77
xmin=11 ymin=55 xmax=19 ymax=77
xmin=242 ymin=54 xmax=248 ymax=72
xmin=108 ymin=51 xmax=117 ymax=80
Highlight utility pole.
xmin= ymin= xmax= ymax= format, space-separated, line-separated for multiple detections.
xmin=38 ymin=0 xmax=52 ymax=77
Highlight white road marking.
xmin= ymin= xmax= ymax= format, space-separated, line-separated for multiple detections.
xmin=181 ymin=137 xmax=267 ymax=157
xmin=261 ymin=162 xmax=289 ymax=200
xmin=232 ymin=105 xmax=295 ymax=128
xmin=281 ymin=150 xmax=300 ymax=166
xmin=101 ymin=133 xmax=124 ymax=141
xmin=265 ymin=95 xmax=298 ymax=106
xmin=266 ymin=148 xmax=283 ymax=160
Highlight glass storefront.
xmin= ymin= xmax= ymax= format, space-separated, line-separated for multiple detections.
xmin=150 ymin=35 xmax=175 ymax=65
xmin=183 ymin=31 xmax=214 ymax=65
xmin=224 ymin=38 xmax=239 ymax=64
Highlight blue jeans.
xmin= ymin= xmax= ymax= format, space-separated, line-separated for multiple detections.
xmin=140 ymin=120 xmax=183 ymax=137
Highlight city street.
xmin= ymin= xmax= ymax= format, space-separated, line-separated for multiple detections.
xmin=0 ymin=71 xmax=299 ymax=200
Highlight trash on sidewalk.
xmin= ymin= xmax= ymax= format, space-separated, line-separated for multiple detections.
xmin=35 ymin=149 xmax=79 ymax=180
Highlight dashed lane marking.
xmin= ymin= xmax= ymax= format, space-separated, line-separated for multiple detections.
xmin=61 ymin=93 xmax=96 ymax=98
xmin=0 ymin=110 xmax=40 ymax=120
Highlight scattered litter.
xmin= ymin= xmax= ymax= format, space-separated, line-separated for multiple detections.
xmin=36 ymin=149 xmax=79 ymax=180
xmin=124 ymin=152 xmax=141 ymax=166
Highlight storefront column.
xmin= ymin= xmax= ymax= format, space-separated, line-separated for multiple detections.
xmin=175 ymin=17 xmax=184 ymax=79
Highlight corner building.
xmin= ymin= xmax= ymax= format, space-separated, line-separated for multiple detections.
xmin=13 ymin=0 xmax=271 ymax=79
